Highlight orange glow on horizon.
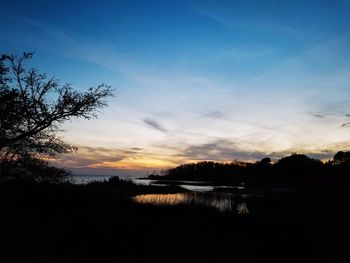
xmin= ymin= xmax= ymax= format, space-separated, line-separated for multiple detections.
xmin=51 ymin=143 xmax=350 ymax=173
xmin=89 ymin=157 xmax=178 ymax=170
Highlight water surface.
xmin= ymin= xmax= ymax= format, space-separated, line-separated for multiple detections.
xmin=133 ymin=192 xmax=250 ymax=214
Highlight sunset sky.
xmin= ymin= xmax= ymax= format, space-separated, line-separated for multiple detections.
xmin=1 ymin=0 xmax=350 ymax=177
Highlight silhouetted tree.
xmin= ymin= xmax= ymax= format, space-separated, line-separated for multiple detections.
xmin=333 ymin=151 xmax=350 ymax=165
xmin=275 ymin=154 xmax=324 ymax=185
xmin=0 ymin=52 xmax=113 ymax=180
xmin=328 ymin=151 xmax=350 ymax=183
xmin=259 ymin=157 xmax=272 ymax=166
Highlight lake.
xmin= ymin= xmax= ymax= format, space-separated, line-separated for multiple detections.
xmin=70 ymin=175 xmax=246 ymax=192
xmin=69 ymin=174 xmax=114 ymax=184
xmin=70 ymin=175 xmax=261 ymax=213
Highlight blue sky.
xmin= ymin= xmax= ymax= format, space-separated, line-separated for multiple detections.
xmin=1 ymin=0 xmax=350 ymax=176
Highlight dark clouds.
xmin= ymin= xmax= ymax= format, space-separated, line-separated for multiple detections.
xmin=65 ymin=166 xmax=148 ymax=178
xmin=57 ymin=153 xmax=124 ymax=168
xmin=175 ymin=139 xmax=270 ymax=161
xmin=56 ymin=146 xmax=141 ymax=168
xmin=130 ymin=147 xmax=143 ymax=151
xmin=172 ymin=139 xmax=339 ymax=162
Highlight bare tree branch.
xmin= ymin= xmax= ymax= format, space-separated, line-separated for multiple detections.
xmin=0 ymin=52 xmax=114 ymax=180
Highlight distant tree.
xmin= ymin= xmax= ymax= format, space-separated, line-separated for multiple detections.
xmin=258 ymin=157 xmax=272 ymax=166
xmin=333 ymin=151 xmax=350 ymax=165
xmin=276 ymin=154 xmax=322 ymax=169
xmin=331 ymin=151 xmax=350 ymax=182
xmin=0 ymin=52 xmax=113 ymax=181
xmin=275 ymin=154 xmax=323 ymax=185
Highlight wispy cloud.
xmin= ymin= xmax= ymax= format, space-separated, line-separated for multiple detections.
xmin=193 ymin=8 xmax=302 ymax=37
xmin=200 ymin=110 xmax=225 ymax=119
xmin=341 ymin=121 xmax=350 ymax=127
xmin=217 ymin=48 xmax=275 ymax=60
xmin=143 ymin=118 xmax=168 ymax=133
xmin=55 ymin=146 xmax=137 ymax=168
xmin=308 ymin=112 xmax=326 ymax=119
xmin=195 ymin=10 xmax=233 ymax=28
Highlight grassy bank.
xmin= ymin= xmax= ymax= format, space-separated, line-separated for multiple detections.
xmin=0 ymin=179 xmax=349 ymax=262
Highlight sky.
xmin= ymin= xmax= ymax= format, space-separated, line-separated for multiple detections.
xmin=1 ymin=0 xmax=350 ymax=177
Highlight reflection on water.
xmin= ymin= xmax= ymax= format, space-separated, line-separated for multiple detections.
xmin=133 ymin=193 xmax=249 ymax=214
xmin=179 ymin=185 xmax=214 ymax=192
xmin=132 ymin=179 xmax=247 ymax=192
xmin=132 ymin=179 xmax=215 ymax=192
xmin=237 ymin=202 xmax=249 ymax=214
xmin=133 ymin=194 xmax=187 ymax=205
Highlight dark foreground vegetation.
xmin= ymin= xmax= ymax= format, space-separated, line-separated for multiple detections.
xmin=1 ymin=177 xmax=350 ymax=263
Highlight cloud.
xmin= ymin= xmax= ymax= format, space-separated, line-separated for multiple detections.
xmin=341 ymin=121 xmax=350 ymax=127
xmin=218 ymin=48 xmax=275 ymax=60
xmin=130 ymin=147 xmax=143 ymax=151
xmin=201 ymin=110 xmax=225 ymax=119
xmin=193 ymin=7 xmax=302 ymax=37
xmin=195 ymin=10 xmax=233 ymax=28
xmin=67 ymin=167 xmax=147 ymax=177
xmin=143 ymin=118 xmax=168 ymax=133
xmin=170 ymin=139 xmax=347 ymax=162
xmin=308 ymin=112 xmax=326 ymax=118
xmin=175 ymin=139 xmax=270 ymax=161
xmin=55 ymin=146 xmax=134 ymax=168
xmin=52 ymin=138 xmax=350 ymax=176
xmin=53 ymin=144 xmax=178 ymax=175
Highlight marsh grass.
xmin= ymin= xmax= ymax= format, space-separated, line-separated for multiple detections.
xmin=1 ymin=178 xmax=350 ymax=262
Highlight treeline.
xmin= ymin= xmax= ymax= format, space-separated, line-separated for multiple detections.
xmin=149 ymin=151 xmax=350 ymax=187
